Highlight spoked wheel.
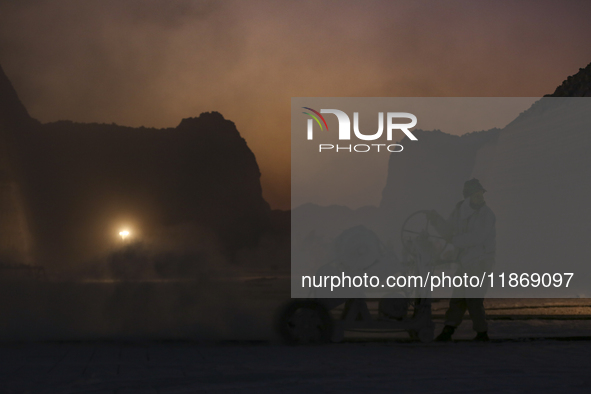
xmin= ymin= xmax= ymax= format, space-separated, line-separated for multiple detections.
xmin=408 ymin=329 xmax=419 ymax=340
xmin=401 ymin=210 xmax=447 ymax=255
xmin=276 ymin=300 xmax=334 ymax=345
xmin=408 ymin=328 xmax=435 ymax=342
xmin=417 ymin=327 xmax=435 ymax=343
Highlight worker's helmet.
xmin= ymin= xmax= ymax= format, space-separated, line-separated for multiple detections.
xmin=463 ymin=178 xmax=486 ymax=198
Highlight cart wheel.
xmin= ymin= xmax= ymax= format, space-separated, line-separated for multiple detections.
xmin=276 ymin=300 xmax=334 ymax=345
xmin=408 ymin=330 xmax=418 ymax=340
xmin=418 ymin=327 xmax=434 ymax=343
xmin=401 ymin=210 xmax=447 ymax=256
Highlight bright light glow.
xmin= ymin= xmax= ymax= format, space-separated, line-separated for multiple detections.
xmin=119 ymin=230 xmax=130 ymax=240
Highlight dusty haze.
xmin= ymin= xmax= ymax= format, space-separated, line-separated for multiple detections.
xmin=1 ymin=0 xmax=591 ymax=209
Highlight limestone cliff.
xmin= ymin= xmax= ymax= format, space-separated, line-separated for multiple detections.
xmin=0 ymin=64 xmax=270 ymax=269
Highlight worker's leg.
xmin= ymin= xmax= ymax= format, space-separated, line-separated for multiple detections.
xmin=463 ymin=256 xmax=495 ymax=334
xmin=443 ymin=267 xmax=467 ymax=328
xmin=444 ymin=297 xmax=468 ymax=327
xmin=436 ymin=279 xmax=466 ymax=341
xmin=436 ymin=293 xmax=466 ymax=341
xmin=466 ymin=298 xmax=487 ymax=332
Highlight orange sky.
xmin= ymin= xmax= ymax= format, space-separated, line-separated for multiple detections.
xmin=1 ymin=0 xmax=590 ymax=209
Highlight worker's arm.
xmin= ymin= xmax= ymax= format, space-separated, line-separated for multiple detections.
xmin=451 ymin=210 xmax=496 ymax=248
xmin=427 ymin=210 xmax=454 ymax=241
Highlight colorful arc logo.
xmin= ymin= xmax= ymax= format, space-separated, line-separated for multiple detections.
xmin=302 ymin=107 xmax=329 ymax=131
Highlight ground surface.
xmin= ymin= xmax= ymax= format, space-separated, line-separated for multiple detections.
xmin=3 ymin=315 xmax=591 ymax=394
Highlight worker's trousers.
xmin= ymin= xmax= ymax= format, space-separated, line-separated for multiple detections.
xmin=444 ymin=255 xmax=495 ymax=333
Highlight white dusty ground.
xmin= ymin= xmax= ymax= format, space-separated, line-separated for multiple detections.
xmin=3 ymin=314 xmax=591 ymax=394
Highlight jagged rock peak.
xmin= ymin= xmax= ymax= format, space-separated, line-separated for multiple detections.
xmin=546 ymin=62 xmax=591 ymax=97
xmin=0 ymin=64 xmax=34 ymax=128
xmin=176 ymin=111 xmax=238 ymax=134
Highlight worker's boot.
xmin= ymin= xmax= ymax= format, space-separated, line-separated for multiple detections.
xmin=435 ymin=325 xmax=455 ymax=342
xmin=473 ymin=331 xmax=490 ymax=342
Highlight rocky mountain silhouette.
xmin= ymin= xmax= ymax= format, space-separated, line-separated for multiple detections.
xmin=0 ymin=64 xmax=271 ymax=270
xmin=546 ymin=62 xmax=591 ymax=97
xmin=0 ymin=65 xmax=36 ymax=130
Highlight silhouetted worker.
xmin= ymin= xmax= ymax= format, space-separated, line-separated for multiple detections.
xmin=427 ymin=179 xmax=496 ymax=342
